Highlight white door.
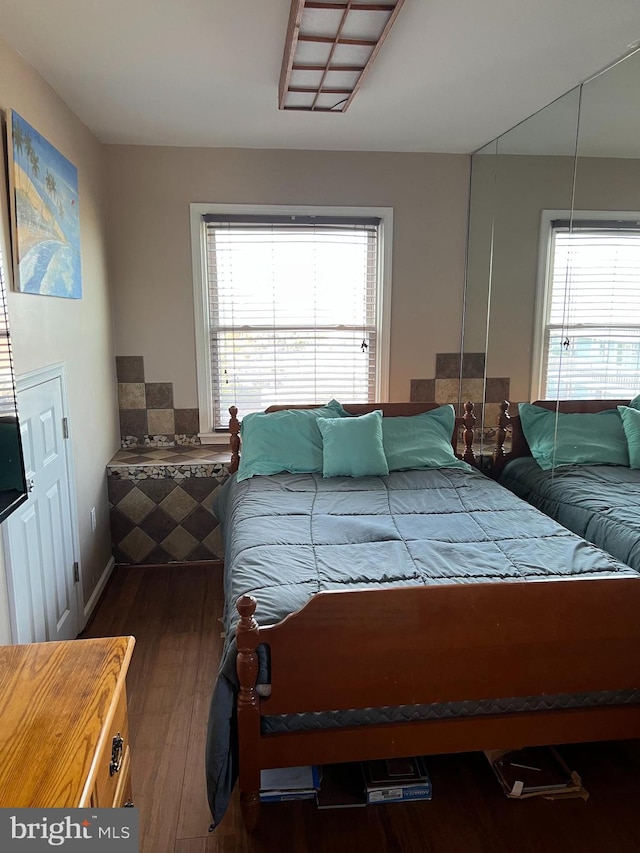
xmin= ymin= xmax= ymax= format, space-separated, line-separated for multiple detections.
xmin=3 ymin=368 xmax=80 ymax=643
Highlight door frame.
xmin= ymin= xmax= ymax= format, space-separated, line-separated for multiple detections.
xmin=4 ymin=362 xmax=82 ymax=643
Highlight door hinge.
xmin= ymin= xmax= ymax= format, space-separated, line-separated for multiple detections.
xmin=73 ymin=562 xmax=80 ymax=583
xmin=62 ymin=417 xmax=69 ymax=439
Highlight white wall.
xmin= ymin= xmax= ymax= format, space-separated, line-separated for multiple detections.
xmin=0 ymin=37 xmax=118 ymax=639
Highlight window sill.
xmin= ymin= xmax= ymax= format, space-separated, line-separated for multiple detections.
xmin=198 ymin=432 xmax=231 ymax=446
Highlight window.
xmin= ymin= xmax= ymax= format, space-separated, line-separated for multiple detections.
xmin=536 ymin=213 xmax=640 ymax=399
xmin=191 ymin=205 xmax=392 ymax=438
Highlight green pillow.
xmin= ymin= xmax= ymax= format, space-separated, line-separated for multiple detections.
xmin=629 ymin=393 xmax=640 ymax=411
xmin=382 ymin=405 xmax=470 ymax=472
xmin=519 ymin=403 xmax=629 ymax=470
xmin=316 ymin=410 xmax=389 ymax=478
xmin=237 ymin=400 xmax=349 ymax=481
xmin=618 ymin=406 xmax=640 ymax=469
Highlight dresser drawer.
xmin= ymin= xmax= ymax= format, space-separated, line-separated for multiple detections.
xmin=93 ymin=687 xmax=130 ymax=807
xmin=112 ymin=744 xmax=132 ymax=808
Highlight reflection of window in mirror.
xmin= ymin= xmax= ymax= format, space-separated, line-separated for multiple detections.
xmin=533 ymin=211 xmax=640 ymax=400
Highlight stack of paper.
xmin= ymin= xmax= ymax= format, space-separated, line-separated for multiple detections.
xmin=362 ymin=756 xmax=432 ymax=804
xmin=259 ymin=765 xmax=321 ymax=802
xmin=484 ymin=747 xmax=588 ymax=800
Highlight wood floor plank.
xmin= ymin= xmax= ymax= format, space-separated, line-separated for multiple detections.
xmin=82 ymin=564 xmax=640 ymax=853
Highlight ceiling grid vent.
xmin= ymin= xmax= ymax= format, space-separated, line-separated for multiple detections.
xmin=279 ymin=0 xmax=405 ymax=112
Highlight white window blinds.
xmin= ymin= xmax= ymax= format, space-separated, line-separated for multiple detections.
xmin=543 ymin=221 xmax=640 ymax=399
xmin=204 ymin=216 xmax=380 ymax=428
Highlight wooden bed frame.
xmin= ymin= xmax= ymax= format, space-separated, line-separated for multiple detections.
xmin=492 ymin=398 xmax=632 ymax=478
xmin=225 ymin=401 xmax=640 ymax=830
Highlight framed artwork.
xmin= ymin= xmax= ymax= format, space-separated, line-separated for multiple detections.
xmin=8 ymin=110 xmax=82 ymax=298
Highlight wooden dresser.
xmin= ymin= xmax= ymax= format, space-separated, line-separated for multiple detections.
xmin=0 ymin=635 xmax=135 ymax=807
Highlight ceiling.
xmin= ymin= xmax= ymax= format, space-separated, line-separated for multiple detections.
xmin=2 ymin=0 xmax=640 ymax=153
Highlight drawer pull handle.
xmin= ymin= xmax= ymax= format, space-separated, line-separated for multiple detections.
xmin=124 ymin=800 xmax=134 ymax=808
xmin=110 ymin=733 xmax=124 ymax=776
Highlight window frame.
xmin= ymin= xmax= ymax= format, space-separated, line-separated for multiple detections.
xmin=190 ymin=203 xmax=393 ymax=443
xmin=532 ymin=209 xmax=640 ymax=400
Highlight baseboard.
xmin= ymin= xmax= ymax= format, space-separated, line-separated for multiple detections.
xmin=113 ymin=559 xmax=224 ymax=570
xmin=83 ymin=555 xmax=116 ymax=621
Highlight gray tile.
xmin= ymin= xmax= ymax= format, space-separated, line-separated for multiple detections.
xmin=410 ymin=379 xmax=435 ymax=402
xmin=116 ymin=356 xmax=145 ymax=383
xmin=188 ymin=543 xmax=220 ymax=562
xmin=161 ymin=527 xmax=199 ymax=561
xmin=120 ymin=527 xmax=156 ymax=562
xmin=118 ymin=383 xmax=146 ymax=410
xmin=434 ymin=378 xmax=460 ymax=404
xmin=485 ymin=377 xmax=510 ymax=402
xmin=109 ymin=506 xmax=135 ymax=544
xmin=182 ymin=505 xmax=217 ymax=541
xmin=461 ymin=378 xmax=485 ymax=406
xmin=107 ymin=478 xmax=135 ymax=505
xmin=143 ymin=545 xmax=173 ymax=565
xmin=175 ymin=408 xmax=200 ymax=436
xmin=112 ymin=545 xmax=131 ymax=565
xmin=159 ymin=487 xmax=198 ymax=523
xmin=203 ymin=527 xmax=224 ymax=558
xmin=119 ymin=409 xmax=148 ymax=439
xmin=179 ymin=478 xmax=218 ymax=504
xmin=146 ymin=382 xmax=174 ymax=409
xmin=117 ymin=487 xmax=156 ymax=524
xmin=148 ymin=408 xmax=175 ymax=436
xmin=140 ymin=507 xmax=179 ymax=543
xmin=462 ymin=352 xmax=486 ymax=379
xmin=136 ymin=478 xmax=178 ymax=503
xmin=435 ymin=353 xmax=461 ymax=379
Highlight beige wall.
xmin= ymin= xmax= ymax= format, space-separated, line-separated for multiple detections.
xmin=0 ymin=37 xmax=118 ymax=640
xmin=105 ymin=146 xmax=470 ymax=408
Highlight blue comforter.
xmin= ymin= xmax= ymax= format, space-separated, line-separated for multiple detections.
xmin=206 ymin=467 xmax=638 ymax=826
xmin=500 ymin=459 xmax=640 ymax=572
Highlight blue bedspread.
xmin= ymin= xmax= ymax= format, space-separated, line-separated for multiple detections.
xmin=500 ymin=459 xmax=640 ymax=572
xmin=206 ymin=467 xmax=638 ymax=826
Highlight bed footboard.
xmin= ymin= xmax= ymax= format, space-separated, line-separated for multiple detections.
xmin=235 ymin=578 xmax=640 ymax=830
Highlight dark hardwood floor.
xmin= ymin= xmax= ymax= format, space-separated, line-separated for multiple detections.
xmin=82 ymin=565 xmax=640 ymax=853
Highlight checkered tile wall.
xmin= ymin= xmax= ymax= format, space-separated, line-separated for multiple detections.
xmin=108 ymin=447 xmax=229 ymax=564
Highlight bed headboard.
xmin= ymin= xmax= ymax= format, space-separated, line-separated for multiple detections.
xmin=492 ymin=398 xmax=632 ymax=478
xmin=228 ymin=401 xmax=478 ymax=474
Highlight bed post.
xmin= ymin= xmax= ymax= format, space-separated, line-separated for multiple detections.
xmin=229 ymin=406 xmax=240 ymax=474
xmin=236 ymin=594 xmax=261 ymax=831
xmin=463 ymin=401 xmax=476 ymax=466
xmin=492 ymin=401 xmax=511 ymax=476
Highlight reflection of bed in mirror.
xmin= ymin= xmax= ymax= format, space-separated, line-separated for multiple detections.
xmin=494 ymin=399 xmax=640 ymax=572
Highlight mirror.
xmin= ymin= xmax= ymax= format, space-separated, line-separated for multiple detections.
xmin=462 ymin=86 xmax=581 ymax=456
xmin=0 ymin=113 xmax=28 ymax=523
xmin=557 ymin=48 xmax=640 ymax=401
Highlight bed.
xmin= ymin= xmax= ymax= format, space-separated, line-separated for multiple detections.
xmin=206 ymin=401 xmax=640 ymax=832
xmin=494 ymin=399 xmax=640 ymax=572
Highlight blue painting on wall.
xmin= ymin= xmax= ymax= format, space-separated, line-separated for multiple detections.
xmin=10 ymin=111 xmax=82 ymax=298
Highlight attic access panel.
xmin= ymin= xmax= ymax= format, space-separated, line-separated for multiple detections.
xmin=279 ymin=1 xmax=405 ymax=112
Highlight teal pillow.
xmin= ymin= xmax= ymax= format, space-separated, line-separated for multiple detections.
xmin=618 ymin=406 xmax=640 ymax=469
xmin=629 ymin=393 xmax=640 ymax=411
xmin=316 ymin=410 xmax=389 ymax=478
xmin=519 ymin=403 xmax=629 ymax=470
xmin=382 ymin=405 xmax=470 ymax=471
xmin=237 ymin=400 xmax=348 ymax=481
